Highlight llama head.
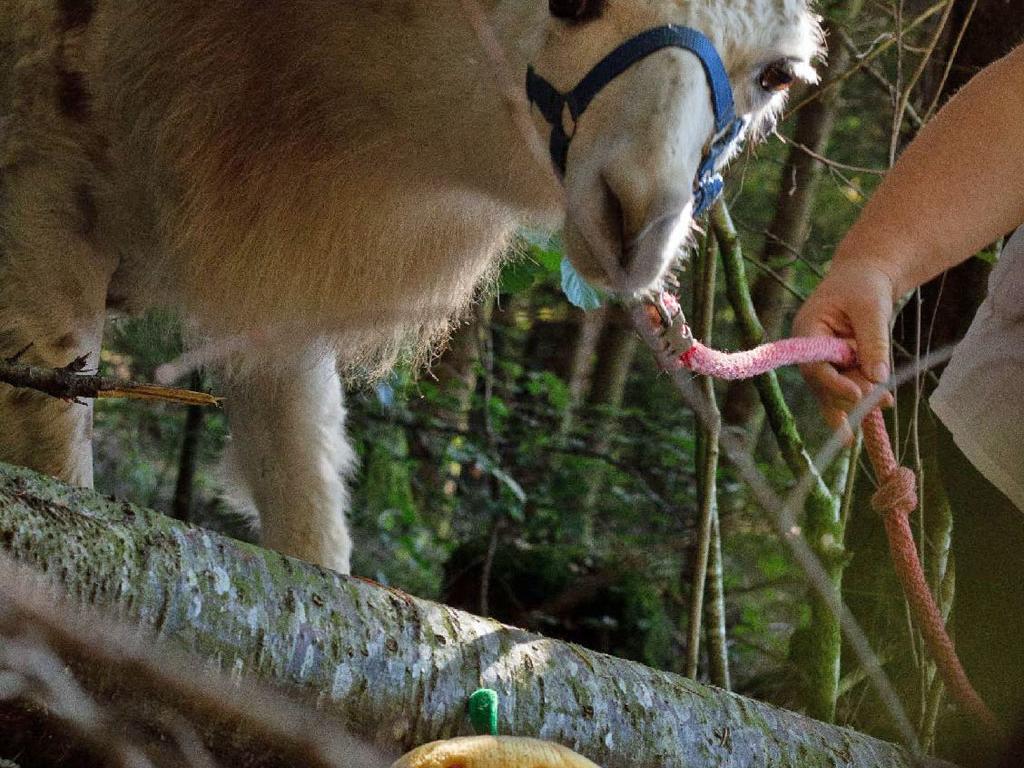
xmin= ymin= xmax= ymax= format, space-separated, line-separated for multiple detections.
xmin=524 ymin=0 xmax=822 ymax=295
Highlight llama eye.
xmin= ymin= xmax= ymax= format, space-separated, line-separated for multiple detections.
xmin=759 ymin=61 xmax=794 ymax=92
xmin=549 ymin=0 xmax=602 ymax=22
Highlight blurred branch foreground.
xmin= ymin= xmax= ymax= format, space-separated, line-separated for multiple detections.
xmin=0 ymin=462 xmax=950 ymax=768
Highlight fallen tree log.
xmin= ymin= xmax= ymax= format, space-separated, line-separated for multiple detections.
xmin=0 ymin=462 xmax=950 ymax=767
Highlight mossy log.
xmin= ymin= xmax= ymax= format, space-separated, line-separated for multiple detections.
xmin=0 ymin=462 xmax=950 ymax=768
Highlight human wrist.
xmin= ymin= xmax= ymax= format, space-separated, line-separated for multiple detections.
xmin=827 ymin=248 xmax=904 ymax=304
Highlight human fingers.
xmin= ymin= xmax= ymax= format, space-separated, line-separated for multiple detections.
xmin=846 ymin=368 xmax=895 ymax=410
xmin=823 ymin=405 xmax=855 ymax=447
xmin=800 ymin=360 xmax=863 ymax=414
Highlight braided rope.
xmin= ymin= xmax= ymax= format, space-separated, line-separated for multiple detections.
xmin=660 ymin=312 xmax=1001 ymax=733
xmin=861 ymin=409 xmax=1001 ymax=733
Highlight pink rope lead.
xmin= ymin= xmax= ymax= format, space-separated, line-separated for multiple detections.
xmin=648 ymin=298 xmax=1001 ymax=734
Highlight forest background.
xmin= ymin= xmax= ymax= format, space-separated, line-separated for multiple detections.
xmin=78 ymin=0 xmax=1023 ymax=758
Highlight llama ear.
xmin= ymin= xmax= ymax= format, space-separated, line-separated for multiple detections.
xmin=548 ymin=0 xmax=604 ymax=22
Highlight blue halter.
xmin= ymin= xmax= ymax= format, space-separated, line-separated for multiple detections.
xmin=526 ymin=25 xmax=745 ymax=216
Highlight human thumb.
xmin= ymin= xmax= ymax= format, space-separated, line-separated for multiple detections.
xmin=852 ymin=307 xmax=891 ymax=384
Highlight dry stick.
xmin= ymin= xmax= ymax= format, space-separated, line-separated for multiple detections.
xmin=457 ymin=0 xmax=922 ymax=749
xmin=0 ymin=357 xmax=220 ymax=408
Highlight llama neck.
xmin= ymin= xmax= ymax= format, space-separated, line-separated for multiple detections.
xmin=309 ymin=1 xmax=563 ymax=223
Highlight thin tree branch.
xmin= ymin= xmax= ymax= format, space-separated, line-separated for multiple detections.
xmin=775 ymin=133 xmax=888 ymax=176
xmin=783 ymin=0 xmax=950 ymax=122
xmin=921 ymin=0 xmax=980 ymax=123
xmin=836 ymin=29 xmax=924 ymax=129
xmin=0 ymin=356 xmax=220 ymax=408
xmin=892 ymin=0 xmax=956 ymax=156
xmin=685 ymin=234 xmax=723 ymax=681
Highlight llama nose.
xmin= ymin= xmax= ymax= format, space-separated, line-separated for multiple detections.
xmin=601 ymin=166 xmax=691 ymax=286
xmin=600 ymin=167 xmax=650 ymax=262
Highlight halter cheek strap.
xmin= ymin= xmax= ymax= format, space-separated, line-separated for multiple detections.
xmin=526 ymin=25 xmax=745 ymax=216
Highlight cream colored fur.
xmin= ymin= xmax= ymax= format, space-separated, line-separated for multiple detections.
xmin=0 ymin=1 xmax=820 ymax=573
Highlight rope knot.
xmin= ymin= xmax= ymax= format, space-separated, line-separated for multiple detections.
xmin=871 ymin=467 xmax=917 ymax=517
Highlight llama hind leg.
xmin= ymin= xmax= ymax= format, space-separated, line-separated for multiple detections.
xmin=220 ymin=350 xmax=355 ymax=573
xmin=0 ymin=167 xmax=113 ymax=486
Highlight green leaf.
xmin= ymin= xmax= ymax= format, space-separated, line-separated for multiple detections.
xmin=974 ymin=248 xmax=999 ymax=266
xmin=529 ymin=243 xmax=564 ymax=273
xmin=499 ymin=260 xmax=540 ymax=295
xmin=560 ymin=257 xmax=604 ymax=310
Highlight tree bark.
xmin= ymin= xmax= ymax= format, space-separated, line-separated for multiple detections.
xmin=0 ymin=462 xmax=951 ymax=768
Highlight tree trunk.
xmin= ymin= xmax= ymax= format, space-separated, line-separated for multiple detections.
xmin=0 ymin=462 xmax=951 ymax=768
xmin=171 ymin=372 xmax=206 ymax=523
xmin=580 ymin=305 xmax=638 ymax=531
xmin=560 ymin=307 xmax=607 ymax=435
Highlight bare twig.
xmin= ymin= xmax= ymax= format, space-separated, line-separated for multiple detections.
xmin=836 ymin=29 xmax=924 ymax=129
xmin=776 ymin=133 xmax=888 ymax=176
xmin=891 ymin=0 xmax=956 ymax=157
xmin=0 ymin=358 xmax=220 ymax=408
xmin=783 ymin=0 xmax=950 ymax=122
xmin=921 ymin=0 xmax=980 ymax=123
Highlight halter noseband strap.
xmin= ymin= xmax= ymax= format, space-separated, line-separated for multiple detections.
xmin=526 ymin=25 xmax=745 ymax=216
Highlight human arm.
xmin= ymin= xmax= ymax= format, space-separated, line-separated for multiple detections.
xmin=794 ymin=43 xmax=1024 ymax=439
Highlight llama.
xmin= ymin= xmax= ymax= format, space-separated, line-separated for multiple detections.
xmin=0 ymin=1 xmax=821 ymax=573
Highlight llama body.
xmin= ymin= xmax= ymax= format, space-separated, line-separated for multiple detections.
xmin=0 ymin=1 xmax=819 ymax=572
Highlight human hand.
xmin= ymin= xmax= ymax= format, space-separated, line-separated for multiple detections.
xmin=793 ymin=259 xmax=897 ymax=443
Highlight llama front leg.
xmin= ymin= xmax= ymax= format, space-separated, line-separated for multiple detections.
xmin=221 ymin=351 xmax=355 ymax=573
xmin=0 ymin=169 xmax=113 ymax=486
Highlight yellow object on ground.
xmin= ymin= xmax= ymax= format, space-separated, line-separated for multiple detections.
xmin=392 ymin=735 xmax=601 ymax=768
